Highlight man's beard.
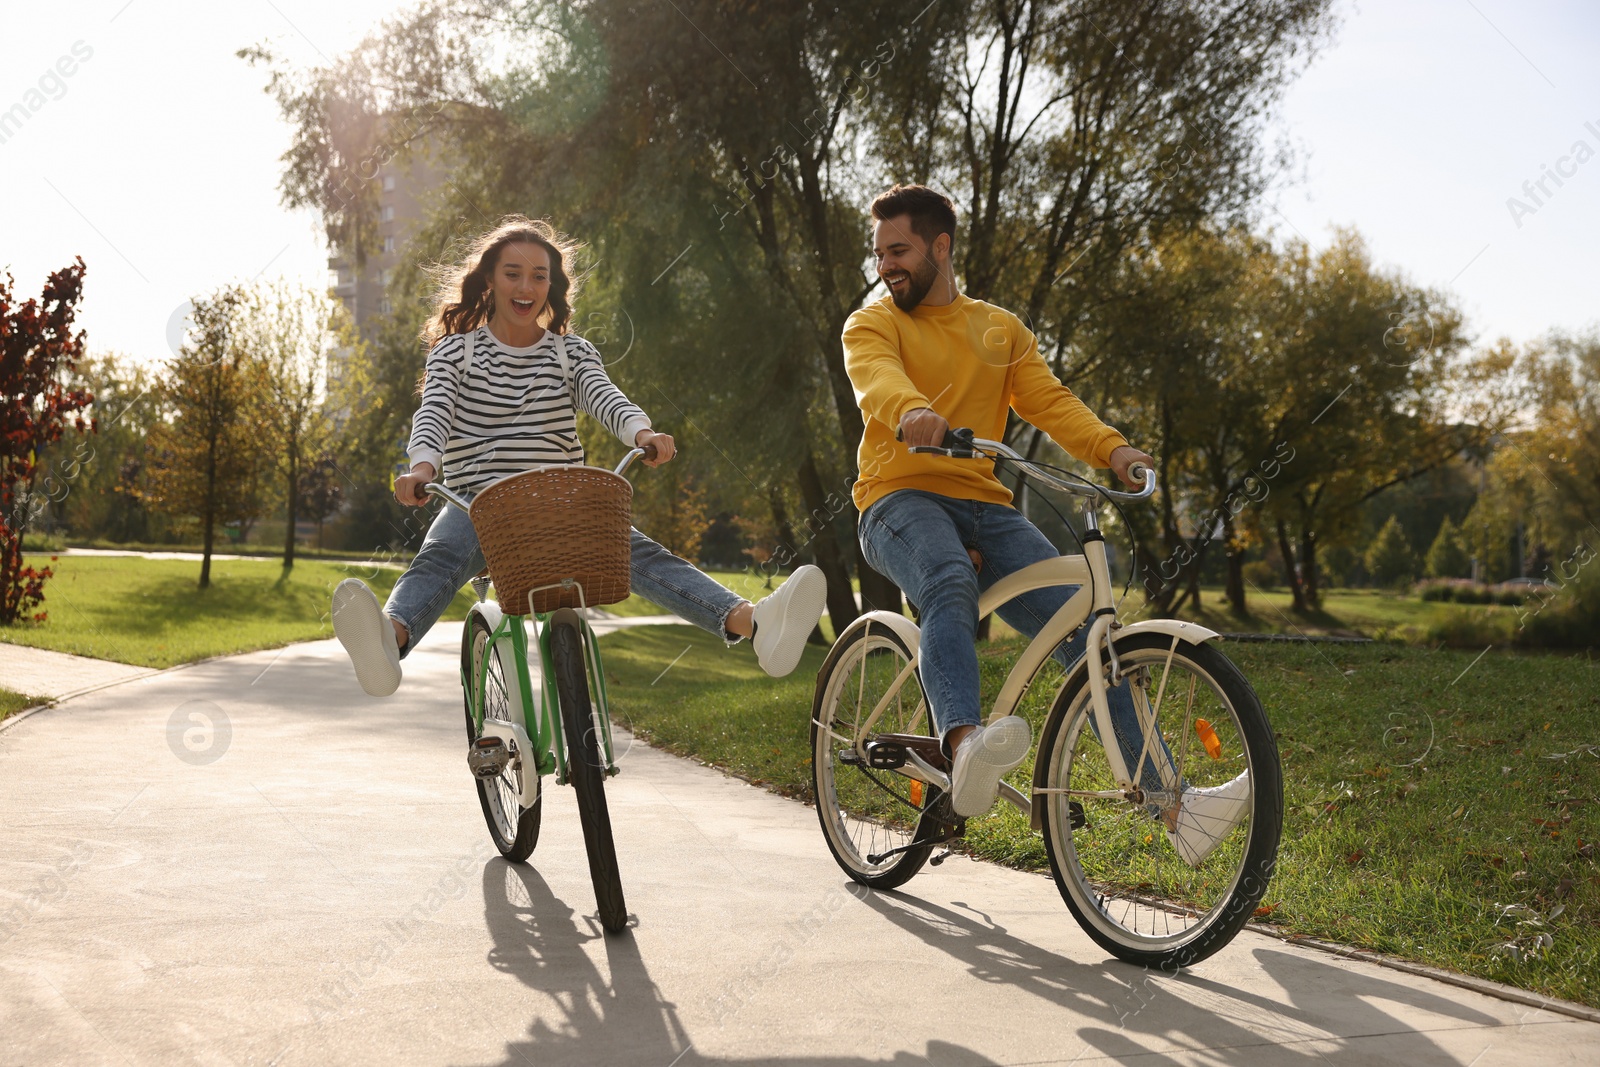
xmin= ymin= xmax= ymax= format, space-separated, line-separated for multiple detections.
xmin=888 ymin=257 xmax=940 ymax=311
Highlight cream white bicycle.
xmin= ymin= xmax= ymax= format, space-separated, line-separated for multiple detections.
xmin=810 ymin=429 xmax=1283 ymax=968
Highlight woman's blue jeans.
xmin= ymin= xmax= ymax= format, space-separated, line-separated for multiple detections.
xmin=383 ymin=495 xmax=745 ymax=659
xmin=859 ymin=488 xmax=1170 ymax=791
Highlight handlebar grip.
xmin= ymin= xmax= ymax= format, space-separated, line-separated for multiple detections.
xmin=640 ymin=442 xmax=658 ymax=461
xmin=1127 ymin=462 xmax=1150 ymax=483
xmin=895 ymin=423 xmax=975 ymax=450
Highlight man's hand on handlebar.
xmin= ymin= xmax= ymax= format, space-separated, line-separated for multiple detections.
xmin=897 ymin=407 xmax=949 ymax=448
xmin=395 ymin=462 xmax=436 ymax=507
xmin=1108 ymin=445 xmax=1156 ymax=489
xmin=636 ymin=428 xmax=674 ymax=467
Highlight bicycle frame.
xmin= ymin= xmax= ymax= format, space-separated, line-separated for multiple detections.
xmin=429 ymin=449 xmax=647 ymax=790
xmin=463 ymin=606 xmax=616 ymax=786
xmin=837 ymin=437 xmax=1219 ymax=821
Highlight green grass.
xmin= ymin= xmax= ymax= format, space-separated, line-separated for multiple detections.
xmin=0 ymin=554 xmax=477 ymax=668
xmin=600 ymin=625 xmax=1600 ymax=1007
xmin=0 ymin=688 xmax=49 ymax=722
xmin=604 ymin=568 xmax=786 ymax=618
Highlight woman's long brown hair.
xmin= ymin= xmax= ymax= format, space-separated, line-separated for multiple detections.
xmin=421 ymin=215 xmax=581 ymax=351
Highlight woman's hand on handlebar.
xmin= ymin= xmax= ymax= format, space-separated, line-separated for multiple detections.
xmin=395 ymin=462 xmax=436 ymax=507
xmin=635 ymin=429 xmax=675 ymax=467
xmin=1108 ymin=445 xmax=1156 ymax=488
xmin=898 ymin=407 xmax=949 ymax=448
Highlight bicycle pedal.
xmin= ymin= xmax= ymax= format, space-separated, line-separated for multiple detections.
xmin=1069 ymin=800 xmax=1087 ymax=831
xmin=864 ymin=740 xmax=908 ymax=769
xmin=468 ymin=736 xmax=513 ymax=780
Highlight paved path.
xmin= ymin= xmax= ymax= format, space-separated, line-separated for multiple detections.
xmin=0 ymin=642 xmax=156 ymax=701
xmin=2 ymin=622 xmax=1595 ymax=1066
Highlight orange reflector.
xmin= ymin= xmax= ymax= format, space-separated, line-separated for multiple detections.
xmin=909 ymin=780 xmax=924 ymax=806
xmin=1195 ymin=718 xmax=1222 ymax=759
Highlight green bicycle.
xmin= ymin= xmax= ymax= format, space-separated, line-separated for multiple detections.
xmin=424 ymin=446 xmax=652 ymax=935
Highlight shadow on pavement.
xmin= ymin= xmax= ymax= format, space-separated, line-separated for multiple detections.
xmin=858 ymin=884 xmax=1504 ymax=1065
xmin=477 ymin=860 xmax=998 ymax=1067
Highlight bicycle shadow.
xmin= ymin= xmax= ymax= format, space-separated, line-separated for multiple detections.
xmin=475 ymin=860 xmax=998 ymax=1067
xmin=858 ymin=885 xmax=1504 ymax=1065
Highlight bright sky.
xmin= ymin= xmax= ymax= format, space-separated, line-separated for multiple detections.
xmin=2 ymin=0 xmax=1595 ymax=366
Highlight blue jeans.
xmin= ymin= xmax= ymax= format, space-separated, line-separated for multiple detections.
xmin=859 ymin=489 xmax=1169 ymax=791
xmin=384 ymin=497 xmax=745 ymax=659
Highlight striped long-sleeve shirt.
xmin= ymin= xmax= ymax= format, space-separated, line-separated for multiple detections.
xmin=407 ymin=326 xmax=651 ymax=495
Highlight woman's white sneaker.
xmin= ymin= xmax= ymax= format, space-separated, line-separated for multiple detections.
xmin=750 ymin=565 xmax=827 ymax=677
xmin=1166 ymin=770 xmax=1251 ymax=866
xmin=948 ymin=716 xmax=1032 ymax=817
xmin=331 ymin=578 xmax=402 ymax=697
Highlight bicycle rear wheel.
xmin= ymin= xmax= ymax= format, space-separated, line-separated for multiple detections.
xmin=811 ymin=621 xmax=947 ymax=890
xmin=549 ymin=609 xmax=628 ymax=934
xmin=1037 ymin=632 xmax=1281 ymax=969
xmin=463 ymin=614 xmax=541 ymax=862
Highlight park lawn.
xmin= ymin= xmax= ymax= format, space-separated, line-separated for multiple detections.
xmin=0 ymin=554 xmax=477 ymax=668
xmin=600 ymin=625 xmax=1600 ymax=1007
xmin=986 ymin=585 xmax=1525 ymax=646
xmin=1 ymin=688 xmax=49 ymax=722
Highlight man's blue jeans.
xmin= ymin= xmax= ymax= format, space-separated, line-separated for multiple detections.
xmin=859 ymin=488 xmax=1168 ymax=791
xmin=383 ymin=495 xmax=745 ymax=659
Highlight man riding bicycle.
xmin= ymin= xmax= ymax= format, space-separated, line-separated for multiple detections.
xmin=844 ymin=184 xmax=1248 ymax=860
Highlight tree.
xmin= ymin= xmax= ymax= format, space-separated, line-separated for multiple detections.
xmin=141 ymin=288 xmax=273 ymax=588
xmin=297 ymin=451 xmax=345 ymax=550
xmin=31 ymin=353 xmax=163 ymax=543
xmin=242 ymin=280 xmax=337 ymax=568
xmin=246 ymin=0 xmax=1338 ymax=638
xmin=1254 ymin=232 xmax=1512 ymax=610
xmin=1424 ymin=515 xmax=1470 ymax=579
xmin=1 ymin=258 xmax=93 ymax=624
xmin=1364 ymin=515 xmax=1416 ymax=589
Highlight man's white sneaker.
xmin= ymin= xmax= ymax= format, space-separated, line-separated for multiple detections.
xmin=948 ymin=716 xmax=1032 ymax=817
xmin=331 ymin=578 xmax=402 ymax=697
xmin=1167 ymin=771 xmax=1251 ymax=866
xmin=750 ymin=565 xmax=827 ymax=678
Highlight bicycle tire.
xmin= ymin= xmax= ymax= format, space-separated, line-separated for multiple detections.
xmin=549 ymin=609 xmax=629 ymax=934
xmin=1037 ymin=632 xmax=1282 ymax=969
xmin=810 ymin=620 xmax=944 ymax=890
xmin=463 ymin=614 xmax=541 ymax=863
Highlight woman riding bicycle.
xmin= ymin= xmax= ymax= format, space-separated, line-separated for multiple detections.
xmin=331 ymin=215 xmax=826 ymax=699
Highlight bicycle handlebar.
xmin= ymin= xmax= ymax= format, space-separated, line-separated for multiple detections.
xmin=422 ymin=444 xmax=660 ymax=513
xmin=897 ymin=425 xmax=1157 ymax=502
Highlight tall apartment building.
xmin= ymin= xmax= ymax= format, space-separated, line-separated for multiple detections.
xmin=326 ymin=148 xmax=441 ymax=373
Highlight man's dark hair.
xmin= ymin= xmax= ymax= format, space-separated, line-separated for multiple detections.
xmin=870 ymin=184 xmax=956 ymax=253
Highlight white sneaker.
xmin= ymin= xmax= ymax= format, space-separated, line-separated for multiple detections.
xmin=948 ymin=716 xmax=1032 ymax=817
xmin=332 ymin=578 xmax=402 ymax=696
xmin=750 ymin=565 xmax=827 ymax=678
xmin=1167 ymin=771 xmax=1251 ymax=866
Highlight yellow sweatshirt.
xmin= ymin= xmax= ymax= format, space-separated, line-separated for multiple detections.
xmin=844 ymin=293 xmax=1129 ymax=512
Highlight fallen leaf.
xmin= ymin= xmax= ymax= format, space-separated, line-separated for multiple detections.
xmin=1253 ymin=902 xmax=1280 ymax=918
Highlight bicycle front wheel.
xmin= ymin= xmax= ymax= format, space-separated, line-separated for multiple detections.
xmin=811 ymin=620 xmax=947 ymax=890
xmin=1037 ymin=632 xmax=1282 ymax=969
xmin=549 ymin=609 xmax=628 ymax=934
xmin=464 ymin=613 xmax=541 ymax=862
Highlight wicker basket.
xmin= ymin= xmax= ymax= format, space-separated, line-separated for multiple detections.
xmin=468 ymin=466 xmax=633 ymax=614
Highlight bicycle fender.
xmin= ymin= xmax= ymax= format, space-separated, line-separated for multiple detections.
xmin=834 ymin=609 xmax=922 ymax=657
xmin=467 ymin=599 xmax=505 ymax=633
xmin=1026 ymin=621 xmax=1221 ymax=831
xmin=1111 ymin=619 xmax=1222 ymax=646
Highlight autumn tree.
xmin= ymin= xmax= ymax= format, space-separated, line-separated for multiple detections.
xmin=142 ymin=289 xmax=272 ymax=588
xmin=1 ymin=259 xmax=94 ymax=624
